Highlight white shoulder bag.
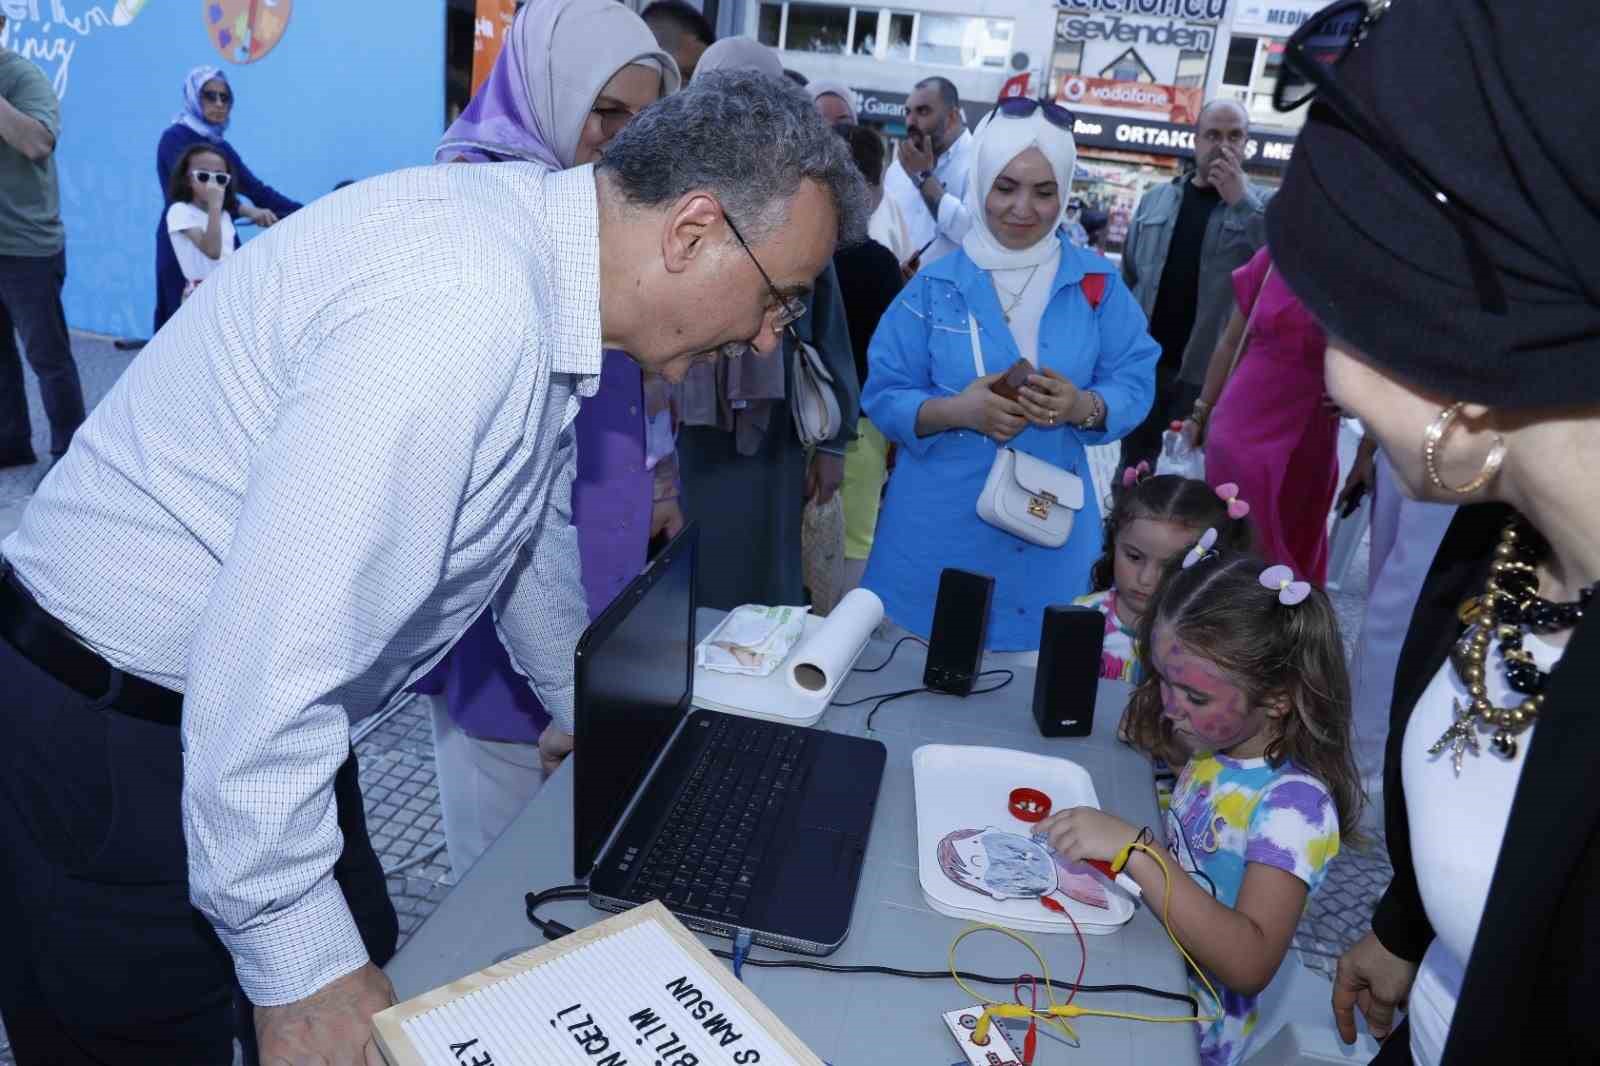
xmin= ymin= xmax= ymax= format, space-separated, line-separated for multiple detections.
xmin=969 ymin=314 xmax=1085 ymax=549
xmin=791 ymin=336 xmax=843 ymax=448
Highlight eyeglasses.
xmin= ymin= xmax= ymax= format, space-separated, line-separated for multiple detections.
xmin=201 ymin=89 xmax=233 ymax=105
xmin=994 ymin=97 xmax=1075 ymax=132
xmin=723 ymin=211 xmax=808 ymax=331
xmin=190 ymin=169 xmax=231 ymax=187
xmin=1274 ymin=0 xmax=1506 ymax=314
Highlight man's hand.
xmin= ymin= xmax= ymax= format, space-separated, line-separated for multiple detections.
xmin=1207 ymin=144 xmax=1249 ymax=206
xmin=1332 ymin=932 xmax=1419 ymax=1044
xmin=255 ymin=962 xmax=396 ymax=1066
xmin=897 ymin=133 xmax=935 ymax=176
xmin=651 ymin=497 xmax=685 ymax=540
xmin=538 ymin=723 xmax=574 ymax=776
xmin=805 ymin=451 xmax=844 ymax=505
xmin=957 ymin=373 xmax=1027 ymax=442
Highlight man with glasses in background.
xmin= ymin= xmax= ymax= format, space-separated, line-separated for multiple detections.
xmin=1117 ymin=98 xmax=1270 ymax=477
xmin=0 ymin=13 xmax=85 ymax=472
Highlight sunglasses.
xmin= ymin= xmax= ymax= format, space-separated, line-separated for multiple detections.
xmin=190 ymin=169 xmax=231 ymax=188
xmin=1274 ymin=0 xmax=1506 ymax=313
xmin=201 ymin=89 xmax=233 ymax=105
xmin=994 ymin=97 xmax=1075 ymax=131
xmin=723 ymin=212 xmax=808 ymax=332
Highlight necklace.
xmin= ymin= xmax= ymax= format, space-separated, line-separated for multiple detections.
xmin=1433 ymin=516 xmax=1594 ymax=773
xmin=994 ymin=265 xmax=1041 ymax=322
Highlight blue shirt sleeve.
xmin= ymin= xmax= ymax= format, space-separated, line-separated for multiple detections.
xmin=224 ymin=141 xmax=303 ymax=217
xmin=1078 ymin=269 xmax=1159 ymax=446
xmin=861 ymin=274 xmax=944 ymax=458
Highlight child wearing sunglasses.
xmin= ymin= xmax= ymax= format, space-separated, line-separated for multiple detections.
xmin=165 ymin=143 xmax=238 ymax=302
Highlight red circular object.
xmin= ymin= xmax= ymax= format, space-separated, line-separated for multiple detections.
xmin=1008 ymin=787 xmax=1052 ymax=823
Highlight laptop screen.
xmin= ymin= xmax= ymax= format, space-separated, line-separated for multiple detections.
xmin=572 ymin=523 xmax=697 ymax=878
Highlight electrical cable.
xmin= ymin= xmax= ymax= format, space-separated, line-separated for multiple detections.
xmin=851 ymin=634 xmax=927 ymax=674
xmin=523 ymin=885 xmax=1200 ymax=1014
xmin=837 ymin=668 xmax=1016 ymax=732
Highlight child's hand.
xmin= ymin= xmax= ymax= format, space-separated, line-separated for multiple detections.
xmin=1038 ymin=806 xmax=1141 ymax=865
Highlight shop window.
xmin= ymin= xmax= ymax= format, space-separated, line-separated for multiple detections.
xmin=1174 ymin=48 xmax=1207 ymax=89
xmin=1099 ymin=47 xmax=1155 ymax=83
xmin=851 ymin=8 xmax=881 ymax=55
xmin=757 ymin=2 xmax=783 ymax=46
xmin=1223 ymin=35 xmax=1259 ymax=87
xmin=786 ymin=2 xmax=850 ymax=54
xmin=916 ymin=14 xmax=1012 ymax=69
xmin=885 ymin=11 xmax=914 ymax=60
xmin=1048 ymin=37 xmax=1083 ymax=101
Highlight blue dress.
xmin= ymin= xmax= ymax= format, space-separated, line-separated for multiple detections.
xmin=862 ymin=237 xmax=1159 ymax=651
xmin=153 ymin=124 xmax=302 ymax=334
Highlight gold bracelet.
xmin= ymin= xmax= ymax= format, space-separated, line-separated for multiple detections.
xmin=1075 ymin=390 xmax=1105 ymax=431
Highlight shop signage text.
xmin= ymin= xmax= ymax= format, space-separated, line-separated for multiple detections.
xmin=1059 ymin=74 xmax=1201 ymax=124
xmin=1057 ymin=12 xmax=1215 ymax=50
xmin=1069 ymin=114 xmax=1296 ymax=168
xmin=1060 ymin=0 xmax=1229 ymax=21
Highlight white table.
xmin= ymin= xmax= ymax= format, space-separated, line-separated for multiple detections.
xmin=387 ymin=611 xmax=1201 ymax=1066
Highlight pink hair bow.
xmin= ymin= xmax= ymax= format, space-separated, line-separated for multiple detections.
xmin=1181 ymin=527 xmax=1218 ymax=569
xmin=1260 ymin=564 xmax=1311 ymax=606
xmin=1215 ymin=482 xmax=1251 ymax=520
xmin=1121 ymin=460 xmax=1151 ymax=488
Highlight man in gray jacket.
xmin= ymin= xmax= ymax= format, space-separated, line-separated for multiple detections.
xmin=1119 ymin=99 xmax=1268 ymax=473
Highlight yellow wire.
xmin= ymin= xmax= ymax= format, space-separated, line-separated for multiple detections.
xmin=951 ymin=841 xmax=1222 ymax=1051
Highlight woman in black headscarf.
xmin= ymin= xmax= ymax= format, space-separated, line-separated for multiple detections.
xmin=1266 ymin=3 xmax=1600 ymax=1064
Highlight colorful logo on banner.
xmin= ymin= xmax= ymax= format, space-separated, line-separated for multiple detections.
xmin=204 ymin=0 xmax=294 ymax=65
xmin=1058 ymin=74 xmax=1201 ymax=124
xmin=472 ymin=0 xmax=517 ymax=95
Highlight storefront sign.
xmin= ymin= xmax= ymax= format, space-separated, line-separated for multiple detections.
xmin=1057 ymin=11 xmax=1217 ymax=51
xmin=1231 ymin=0 xmax=1326 ymax=36
xmin=855 ymin=88 xmax=994 ymax=132
xmin=1061 ymin=0 xmax=1228 ymax=20
xmin=1058 ymin=74 xmax=1201 ymax=124
xmin=1069 ymin=113 xmax=1296 ymax=169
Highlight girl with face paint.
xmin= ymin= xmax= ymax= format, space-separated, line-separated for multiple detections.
xmin=1041 ymin=548 xmax=1362 ymax=1066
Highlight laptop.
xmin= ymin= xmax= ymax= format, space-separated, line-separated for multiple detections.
xmin=574 ymin=523 xmax=886 ymax=955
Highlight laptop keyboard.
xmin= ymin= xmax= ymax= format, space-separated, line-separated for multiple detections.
xmin=628 ymin=716 xmax=811 ymax=922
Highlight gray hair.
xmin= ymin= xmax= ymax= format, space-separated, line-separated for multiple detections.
xmin=597 ymin=69 xmax=868 ymax=249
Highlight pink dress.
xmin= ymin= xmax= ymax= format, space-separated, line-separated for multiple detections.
xmin=1204 ymin=248 xmax=1338 ymax=584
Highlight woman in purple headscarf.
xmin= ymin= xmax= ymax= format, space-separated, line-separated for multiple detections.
xmin=153 ymin=66 xmax=301 ymax=333
xmin=418 ymin=0 xmax=680 ymax=878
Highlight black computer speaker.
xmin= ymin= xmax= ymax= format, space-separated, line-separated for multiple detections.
xmin=1032 ymin=604 xmax=1105 ymax=737
xmin=922 ymin=568 xmax=995 ymax=696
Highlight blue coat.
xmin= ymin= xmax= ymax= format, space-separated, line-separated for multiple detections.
xmin=153 ymin=123 xmax=302 ymax=334
xmin=861 ymin=236 xmax=1158 ymax=651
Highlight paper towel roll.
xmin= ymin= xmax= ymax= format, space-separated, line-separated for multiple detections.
xmin=787 ymin=588 xmax=884 ymax=695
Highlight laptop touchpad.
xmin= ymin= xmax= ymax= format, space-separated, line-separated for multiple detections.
xmin=796 ymin=771 xmax=874 ymax=836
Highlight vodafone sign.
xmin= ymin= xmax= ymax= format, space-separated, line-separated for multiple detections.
xmin=1058 ymin=74 xmax=1202 ymax=124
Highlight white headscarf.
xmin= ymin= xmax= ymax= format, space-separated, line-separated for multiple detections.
xmin=960 ymin=107 xmax=1078 ymax=271
xmin=694 ymin=37 xmax=785 ymax=81
xmin=808 ymin=80 xmax=859 ymax=119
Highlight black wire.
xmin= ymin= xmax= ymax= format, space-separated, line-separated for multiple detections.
xmin=852 ymin=634 xmax=927 ymax=674
xmin=523 ymin=885 xmax=1200 ymax=1015
xmin=845 ymin=668 xmax=1017 ymax=732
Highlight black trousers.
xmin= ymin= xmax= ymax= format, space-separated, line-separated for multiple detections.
xmin=0 ymin=250 xmax=86 ymax=459
xmin=0 ymin=634 xmax=397 ymax=1065
xmin=1118 ymin=363 xmax=1199 ymax=477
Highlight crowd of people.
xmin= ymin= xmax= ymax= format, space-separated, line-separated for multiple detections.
xmin=0 ymin=1 xmax=1595 ymax=1065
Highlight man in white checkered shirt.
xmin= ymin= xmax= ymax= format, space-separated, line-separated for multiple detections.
xmin=0 ymin=72 xmax=866 ymax=1066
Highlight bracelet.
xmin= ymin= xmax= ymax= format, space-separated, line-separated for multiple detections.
xmin=1190 ymin=399 xmax=1212 ymax=424
xmin=1074 ymin=390 xmax=1105 ymax=431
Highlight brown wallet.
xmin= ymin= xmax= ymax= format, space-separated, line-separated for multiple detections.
xmin=988 ymin=359 xmax=1033 ymax=402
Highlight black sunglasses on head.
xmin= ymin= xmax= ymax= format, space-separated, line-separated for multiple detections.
xmin=1274 ymin=0 xmax=1506 ymax=314
xmin=994 ymin=97 xmax=1075 ymax=132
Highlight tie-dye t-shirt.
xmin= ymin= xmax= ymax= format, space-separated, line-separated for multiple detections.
xmin=1164 ymin=753 xmax=1340 ymax=1066
xmin=1073 ymin=588 xmax=1141 ymax=683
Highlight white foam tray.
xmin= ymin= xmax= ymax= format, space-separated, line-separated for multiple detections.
xmin=913 ymin=744 xmax=1136 ymax=934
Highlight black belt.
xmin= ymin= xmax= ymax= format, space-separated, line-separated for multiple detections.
xmin=0 ymin=563 xmax=184 ymax=727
